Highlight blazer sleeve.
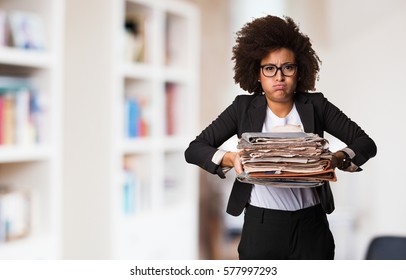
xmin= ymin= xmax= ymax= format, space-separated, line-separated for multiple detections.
xmin=184 ymin=96 xmax=241 ymax=178
xmin=318 ymin=93 xmax=377 ymax=167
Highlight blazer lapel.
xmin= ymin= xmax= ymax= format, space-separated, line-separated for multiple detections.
xmin=295 ymin=94 xmax=315 ymax=133
xmin=248 ymin=94 xmax=267 ymax=132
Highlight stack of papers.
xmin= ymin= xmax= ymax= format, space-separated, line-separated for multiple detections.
xmin=236 ymin=132 xmax=336 ymax=188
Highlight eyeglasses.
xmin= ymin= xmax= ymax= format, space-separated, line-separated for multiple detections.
xmin=260 ymin=63 xmax=298 ymax=77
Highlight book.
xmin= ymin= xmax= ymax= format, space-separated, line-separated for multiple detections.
xmin=124 ymin=13 xmax=145 ymax=62
xmin=0 ymin=95 xmax=3 ymax=144
xmin=0 ymin=187 xmax=31 ymax=243
xmin=15 ymin=88 xmax=31 ymax=145
xmin=165 ymin=83 xmax=177 ymax=136
xmin=2 ymin=92 xmax=15 ymax=145
xmin=123 ymin=167 xmax=136 ymax=215
xmin=124 ymin=95 xmax=149 ymax=139
xmin=0 ymin=76 xmax=44 ymax=146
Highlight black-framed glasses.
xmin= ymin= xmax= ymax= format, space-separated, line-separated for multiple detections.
xmin=260 ymin=63 xmax=298 ymax=77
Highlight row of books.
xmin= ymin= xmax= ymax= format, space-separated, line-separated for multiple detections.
xmin=0 ymin=187 xmax=31 ymax=243
xmin=0 ymin=77 xmax=45 ymax=146
xmin=124 ymin=95 xmax=150 ymax=138
xmin=0 ymin=10 xmax=45 ymax=50
xmin=122 ymin=167 xmax=183 ymax=214
xmin=122 ymin=166 xmax=151 ymax=216
xmin=124 ymin=83 xmax=182 ymax=139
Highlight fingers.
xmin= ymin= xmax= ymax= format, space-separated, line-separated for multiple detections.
xmin=233 ymin=152 xmax=244 ymax=174
xmin=330 ymin=154 xmax=338 ymax=169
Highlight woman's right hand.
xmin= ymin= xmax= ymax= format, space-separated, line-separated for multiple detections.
xmin=221 ymin=151 xmax=244 ymax=175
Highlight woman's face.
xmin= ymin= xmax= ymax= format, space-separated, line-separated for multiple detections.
xmin=259 ymin=48 xmax=298 ymax=105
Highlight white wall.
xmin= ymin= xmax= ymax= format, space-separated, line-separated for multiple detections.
xmin=63 ymin=0 xmax=114 ymax=258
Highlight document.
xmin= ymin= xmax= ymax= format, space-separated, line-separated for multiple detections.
xmin=236 ymin=132 xmax=336 ymax=187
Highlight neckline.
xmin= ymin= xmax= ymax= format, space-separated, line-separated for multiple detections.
xmin=267 ymin=104 xmax=296 ymax=120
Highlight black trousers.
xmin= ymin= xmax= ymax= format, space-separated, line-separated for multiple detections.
xmin=238 ymin=204 xmax=335 ymax=260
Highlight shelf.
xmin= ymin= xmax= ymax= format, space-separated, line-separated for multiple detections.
xmin=64 ymin=0 xmax=199 ymax=260
xmin=121 ymin=136 xmax=190 ymax=154
xmin=162 ymin=135 xmax=190 ymax=151
xmin=121 ymin=137 xmax=155 ymax=153
xmin=164 ymin=66 xmax=194 ymax=83
xmin=0 ymin=145 xmax=52 ymax=163
xmin=0 ymin=47 xmax=53 ymax=69
xmin=0 ymin=0 xmax=64 ymax=260
xmin=0 ymin=232 xmax=59 ymax=259
xmin=122 ymin=62 xmax=155 ymax=80
xmin=122 ymin=62 xmax=194 ymax=84
xmin=113 ymin=200 xmax=197 ymax=259
xmin=118 ymin=199 xmax=194 ymax=230
xmin=116 ymin=0 xmax=200 ymax=259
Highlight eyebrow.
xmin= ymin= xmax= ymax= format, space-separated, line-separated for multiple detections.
xmin=261 ymin=62 xmax=296 ymax=66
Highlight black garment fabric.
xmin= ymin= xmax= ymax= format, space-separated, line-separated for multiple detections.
xmin=238 ymin=204 xmax=335 ymax=260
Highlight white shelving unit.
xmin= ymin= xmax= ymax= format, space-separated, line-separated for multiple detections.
xmin=64 ymin=0 xmax=199 ymax=259
xmin=114 ymin=0 xmax=200 ymax=260
xmin=0 ymin=0 xmax=64 ymax=259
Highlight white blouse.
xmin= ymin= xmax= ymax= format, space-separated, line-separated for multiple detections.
xmin=249 ymin=104 xmax=320 ymax=211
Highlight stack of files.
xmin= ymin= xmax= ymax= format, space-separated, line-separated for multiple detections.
xmin=236 ymin=132 xmax=336 ymax=187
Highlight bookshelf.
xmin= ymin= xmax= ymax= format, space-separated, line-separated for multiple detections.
xmin=115 ymin=0 xmax=200 ymax=260
xmin=0 ymin=0 xmax=64 ymax=259
xmin=64 ymin=0 xmax=200 ymax=259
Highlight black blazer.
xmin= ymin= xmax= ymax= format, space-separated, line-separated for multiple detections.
xmin=185 ymin=92 xmax=377 ymax=216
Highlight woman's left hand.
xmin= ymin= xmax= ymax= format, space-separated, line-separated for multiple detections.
xmin=331 ymin=151 xmax=345 ymax=170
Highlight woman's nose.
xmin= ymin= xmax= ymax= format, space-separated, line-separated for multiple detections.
xmin=275 ymin=69 xmax=285 ymax=81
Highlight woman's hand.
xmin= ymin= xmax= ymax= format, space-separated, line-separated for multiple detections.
xmin=331 ymin=151 xmax=345 ymax=170
xmin=221 ymin=151 xmax=244 ymax=175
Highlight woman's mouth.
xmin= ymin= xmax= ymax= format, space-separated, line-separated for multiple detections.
xmin=273 ymin=83 xmax=286 ymax=90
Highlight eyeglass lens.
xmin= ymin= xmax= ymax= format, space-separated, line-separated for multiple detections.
xmin=261 ymin=64 xmax=297 ymax=77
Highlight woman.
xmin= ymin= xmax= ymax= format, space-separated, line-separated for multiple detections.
xmin=184 ymin=15 xmax=377 ymax=260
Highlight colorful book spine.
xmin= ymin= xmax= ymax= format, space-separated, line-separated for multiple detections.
xmin=15 ymin=89 xmax=30 ymax=145
xmin=2 ymin=93 xmax=16 ymax=145
xmin=0 ymin=94 xmax=4 ymax=144
xmin=165 ymin=83 xmax=177 ymax=136
xmin=0 ymin=77 xmax=44 ymax=146
xmin=124 ymin=96 xmax=149 ymax=139
xmin=29 ymin=90 xmax=43 ymax=144
xmin=123 ymin=168 xmax=136 ymax=215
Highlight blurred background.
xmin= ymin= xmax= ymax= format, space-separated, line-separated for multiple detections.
xmin=0 ymin=0 xmax=405 ymax=260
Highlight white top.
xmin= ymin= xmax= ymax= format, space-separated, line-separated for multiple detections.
xmin=249 ymin=104 xmax=320 ymax=211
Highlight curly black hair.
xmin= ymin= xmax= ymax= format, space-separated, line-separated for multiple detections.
xmin=232 ymin=15 xmax=321 ymax=94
